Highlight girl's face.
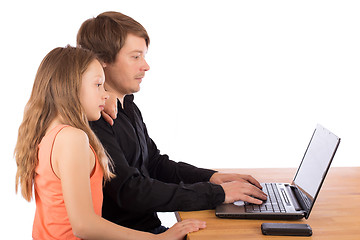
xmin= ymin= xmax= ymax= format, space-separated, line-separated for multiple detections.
xmin=79 ymin=60 xmax=109 ymax=121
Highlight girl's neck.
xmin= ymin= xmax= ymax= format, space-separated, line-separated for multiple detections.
xmin=45 ymin=117 xmax=64 ymax=135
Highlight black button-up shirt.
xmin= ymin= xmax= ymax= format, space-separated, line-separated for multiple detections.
xmin=90 ymin=94 xmax=225 ymax=231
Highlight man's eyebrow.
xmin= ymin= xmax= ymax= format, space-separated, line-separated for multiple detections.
xmin=128 ymin=49 xmax=148 ymax=55
xmin=129 ymin=50 xmax=144 ymax=54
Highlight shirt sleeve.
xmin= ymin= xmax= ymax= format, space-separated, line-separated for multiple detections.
xmin=146 ymin=138 xmax=217 ymax=184
xmin=90 ymin=117 xmax=225 ymax=213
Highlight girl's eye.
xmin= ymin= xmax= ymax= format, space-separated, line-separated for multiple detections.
xmin=96 ymin=84 xmax=102 ymax=87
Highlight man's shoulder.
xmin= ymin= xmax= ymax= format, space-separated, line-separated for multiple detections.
xmin=125 ymin=94 xmax=141 ymax=111
xmin=132 ymin=102 xmax=142 ymax=114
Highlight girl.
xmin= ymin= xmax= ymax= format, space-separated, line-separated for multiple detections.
xmin=14 ymin=46 xmax=205 ymax=240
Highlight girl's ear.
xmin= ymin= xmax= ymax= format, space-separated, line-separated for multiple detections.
xmin=101 ymin=61 xmax=107 ymax=68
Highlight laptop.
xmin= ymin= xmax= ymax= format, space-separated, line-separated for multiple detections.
xmin=215 ymin=124 xmax=340 ymax=220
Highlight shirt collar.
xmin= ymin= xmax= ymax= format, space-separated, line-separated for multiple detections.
xmin=118 ymin=94 xmax=134 ymax=112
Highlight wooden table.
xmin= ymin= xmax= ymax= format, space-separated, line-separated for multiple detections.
xmin=176 ymin=167 xmax=360 ymax=240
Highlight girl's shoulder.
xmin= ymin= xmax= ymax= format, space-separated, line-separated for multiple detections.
xmin=51 ymin=126 xmax=93 ymax=177
xmin=54 ymin=126 xmax=89 ymax=150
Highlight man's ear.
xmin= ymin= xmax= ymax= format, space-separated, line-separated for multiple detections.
xmin=101 ymin=61 xmax=107 ymax=68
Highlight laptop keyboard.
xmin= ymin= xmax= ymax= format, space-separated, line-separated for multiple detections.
xmin=245 ymin=183 xmax=286 ymax=213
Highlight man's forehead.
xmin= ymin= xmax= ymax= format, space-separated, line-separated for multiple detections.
xmin=122 ymin=34 xmax=148 ymax=51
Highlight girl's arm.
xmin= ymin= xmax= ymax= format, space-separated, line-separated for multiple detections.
xmin=52 ymin=127 xmax=205 ymax=240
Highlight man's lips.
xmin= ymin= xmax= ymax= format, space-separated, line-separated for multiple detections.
xmin=135 ymin=74 xmax=145 ymax=79
xmin=135 ymin=77 xmax=143 ymax=84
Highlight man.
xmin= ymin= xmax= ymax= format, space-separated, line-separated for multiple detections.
xmin=77 ymin=11 xmax=267 ymax=234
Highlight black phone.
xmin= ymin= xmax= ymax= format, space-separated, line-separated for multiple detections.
xmin=261 ymin=223 xmax=312 ymax=236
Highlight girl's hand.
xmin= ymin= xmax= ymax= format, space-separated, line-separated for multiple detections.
xmin=156 ymin=219 xmax=206 ymax=240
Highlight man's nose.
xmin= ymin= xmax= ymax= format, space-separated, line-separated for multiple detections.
xmin=142 ymin=59 xmax=150 ymax=71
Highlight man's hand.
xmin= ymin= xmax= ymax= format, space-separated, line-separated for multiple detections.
xmin=210 ymin=172 xmax=266 ymax=204
xmin=210 ymin=172 xmax=262 ymax=189
xmin=101 ymin=91 xmax=118 ymax=126
xmin=220 ymin=181 xmax=267 ymax=204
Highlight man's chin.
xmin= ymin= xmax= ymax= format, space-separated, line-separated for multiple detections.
xmin=132 ymin=86 xmax=141 ymax=93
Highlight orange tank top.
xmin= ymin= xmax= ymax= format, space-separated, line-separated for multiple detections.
xmin=32 ymin=125 xmax=103 ymax=240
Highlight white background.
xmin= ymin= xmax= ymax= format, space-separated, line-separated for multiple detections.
xmin=1 ymin=0 xmax=359 ymax=238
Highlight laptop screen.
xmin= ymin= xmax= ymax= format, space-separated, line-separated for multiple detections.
xmin=293 ymin=125 xmax=340 ymax=214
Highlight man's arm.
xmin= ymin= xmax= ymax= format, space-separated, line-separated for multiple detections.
xmin=146 ymin=142 xmax=217 ymax=184
xmin=135 ymin=105 xmax=266 ymax=203
xmin=144 ymin=138 xmax=267 ymax=205
xmin=103 ymin=96 xmax=264 ymax=191
xmin=90 ymin=117 xmax=225 ymax=213
xmin=132 ymin=105 xmax=216 ymax=184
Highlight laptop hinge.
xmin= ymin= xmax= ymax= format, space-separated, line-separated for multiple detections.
xmin=290 ymin=186 xmax=309 ymax=213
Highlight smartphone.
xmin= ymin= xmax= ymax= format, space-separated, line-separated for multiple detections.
xmin=261 ymin=223 xmax=312 ymax=236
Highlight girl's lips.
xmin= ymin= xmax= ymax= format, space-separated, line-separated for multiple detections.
xmin=99 ymin=105 xmax=105 ymax=110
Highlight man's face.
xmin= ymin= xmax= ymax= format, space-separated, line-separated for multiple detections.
xmin=104 ymin=33 xmax=150 ymax=97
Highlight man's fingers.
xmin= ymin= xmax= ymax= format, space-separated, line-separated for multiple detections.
xmin=242 ymin=195 xmax=264 ymax=205
xmin=109 ymin=107 xmax=117 ymax=119
xmin=222 ymin=181 xmax=267 ymax=204
xmin=103 ymin=91 xmax=118 ymax=119
xmin=101 ymin=111 xmax=114 ymax=126
xmin=244 ymin=184 xmax=267 ymax=204
xmin=241 ymin=175 xmax=262 ymax=189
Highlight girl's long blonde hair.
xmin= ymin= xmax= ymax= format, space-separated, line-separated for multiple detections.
xmin=15 ymin=46 xmax=114 ymax=201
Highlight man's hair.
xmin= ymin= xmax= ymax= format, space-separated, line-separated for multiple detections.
xmin=77 ymin=11 xmax=150 ymax=64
